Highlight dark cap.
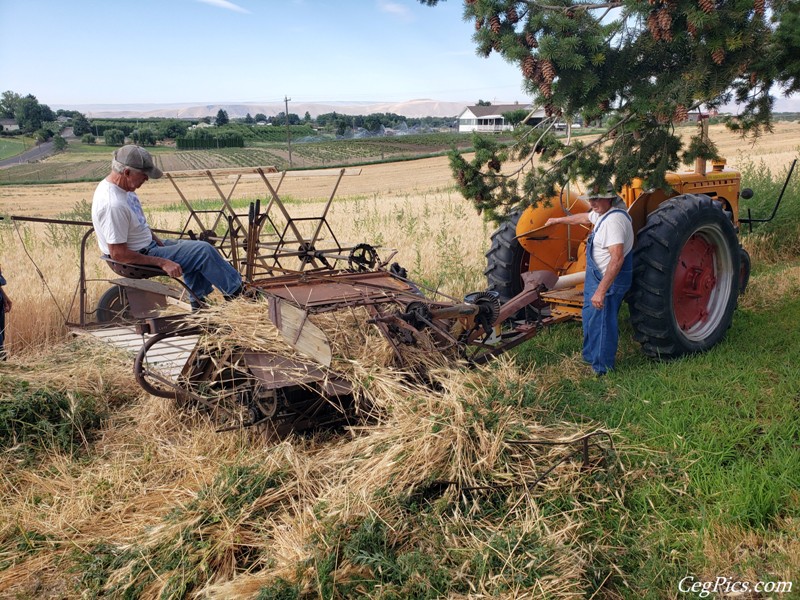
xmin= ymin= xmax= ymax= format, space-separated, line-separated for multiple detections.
xmin=113 ymin=145 xmax=163 ymax=179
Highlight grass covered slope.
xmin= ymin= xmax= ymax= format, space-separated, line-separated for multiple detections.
xmin=0 ymin=268 xmax=797 ymax=598
xmin=1 ymin=275 xmax=798 ymax=598
xmin=0 ymin=155 xmax=798 ymax=598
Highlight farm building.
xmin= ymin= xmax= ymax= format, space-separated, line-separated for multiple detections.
xmin=0 ymin=119 xmax=19 ymax=132
xmin=457 ymin=104 xmax=544 ymax=133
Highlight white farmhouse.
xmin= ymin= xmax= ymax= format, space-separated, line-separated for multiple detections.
xmin=457 ymin=104 xmax=544 ymax=133
xmin=0 ymin=118 xmax=19 ymax=132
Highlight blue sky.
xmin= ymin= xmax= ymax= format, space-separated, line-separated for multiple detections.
xmin=0 ymin=0 xmax=529 ymax=108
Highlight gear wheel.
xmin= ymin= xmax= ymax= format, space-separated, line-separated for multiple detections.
xmin=465 ymin=290 xmax=502 ymax=332
xmin=348 ymin=243 xmax=378 ymax=272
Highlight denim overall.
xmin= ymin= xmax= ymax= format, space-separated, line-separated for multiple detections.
xmin=582 ymin=209 xmax=633 ymax=374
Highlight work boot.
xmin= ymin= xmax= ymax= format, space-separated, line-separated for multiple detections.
xmin=190 ymin=296 xmax=207 ymax=311
xmin=223 ymin=285 xmax=244 ymax=301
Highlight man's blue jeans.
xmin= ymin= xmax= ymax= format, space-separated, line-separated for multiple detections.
xmin=143 ymin=239 xmax=242 ymax=301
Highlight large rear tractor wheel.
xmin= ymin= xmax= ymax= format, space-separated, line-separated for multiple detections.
xmin=629 ymin=194 xmax=740 ymax=358
xmin=485 ymin=212 xmax=530 ymax=303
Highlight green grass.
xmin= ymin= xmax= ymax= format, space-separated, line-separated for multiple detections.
xmin=510 ymin=295 xmax=800 ymax=593
xmin=0 ymin=378 xmax=107 ymax=461
xmin=0 ymin=136 xmax=28 ymax=160
xmin=739 ymin=158 xmax=800 ymax=235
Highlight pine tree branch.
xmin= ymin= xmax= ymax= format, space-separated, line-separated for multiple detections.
xmin=534 ymin=112 xmax=636 ymax=179
xmin=524 ymin=1 xmax=623 ymax=12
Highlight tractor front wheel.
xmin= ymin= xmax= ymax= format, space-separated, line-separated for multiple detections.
xmin=739 ymin=247 xmax=751 ymax=294
xmin=629 ymin=194 xmax=740 ymax=358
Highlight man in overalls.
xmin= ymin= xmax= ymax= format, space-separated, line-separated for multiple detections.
xmin=545 ymin=187 xmax=635 ymax=375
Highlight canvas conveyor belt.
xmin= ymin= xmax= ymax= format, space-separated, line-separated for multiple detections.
xmin=541 ymin=286 xmax=584 ymax=307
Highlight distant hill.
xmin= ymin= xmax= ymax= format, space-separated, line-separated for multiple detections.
xmin=52 ymin=99 xmax=528 ymax=120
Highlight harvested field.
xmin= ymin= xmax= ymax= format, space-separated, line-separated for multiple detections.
xmin=0 ymin=154 xmax=474 ymax=218
xmin=1 ymin=122 xmax=798 ymax=218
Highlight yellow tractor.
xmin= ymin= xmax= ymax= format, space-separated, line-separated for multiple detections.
xmin=486 ymin=142 xmax=756 ymax=359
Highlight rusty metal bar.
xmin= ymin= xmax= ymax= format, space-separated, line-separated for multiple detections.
xmin=307 ymin=168 xmax=346 ymax=252
xmin=205 ymin=170 xmax=248 ymax=234
xmin=166 ymin=173 xmax=208 ymax=234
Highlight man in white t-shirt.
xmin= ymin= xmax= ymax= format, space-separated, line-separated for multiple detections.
xmin=545 ymin=186 xmax=635 ymax=375
xmin=92 ymin=145 xmax=242 ymax=307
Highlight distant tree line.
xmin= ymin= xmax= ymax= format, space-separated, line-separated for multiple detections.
xmin=1 ymin=88 xmax=459 ymax=150
xmin=176 ymin=129 xmax=244 ymax=150
xmin=0 ymin=91 xmax=56 ymax=132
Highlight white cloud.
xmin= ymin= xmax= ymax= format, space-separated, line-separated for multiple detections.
xmin=196 ymin=0 xmax=250 ymax=14
xmin=378 ymin=0 xmax=413 ymax=22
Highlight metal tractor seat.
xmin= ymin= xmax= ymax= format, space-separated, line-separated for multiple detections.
xmin=101 ymin=255 xmax=168 ymax=279
xmin=99 ymin=255 xmax=199 ymax=327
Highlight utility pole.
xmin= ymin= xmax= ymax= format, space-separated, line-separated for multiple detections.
xmin=284 ymin=95 xmax=292 ymax=168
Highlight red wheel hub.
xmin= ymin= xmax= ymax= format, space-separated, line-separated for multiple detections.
xmin=673 ymin=234 xmax=717 ymax=331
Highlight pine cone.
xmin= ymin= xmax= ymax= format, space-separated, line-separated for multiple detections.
xmin=711 ymin=48 xmax=725 ymax=65
xmin=539 ymin=82 xmax=553 ymax=98
xmin=506 ymin=7 xmax=519 ymax=24
xmin=647 ymin=12 xmax=662 ymax=40
xmin=674 ymin=104 xmax=689 ymax=122
xmin=488 ymin=158 xmax=501 ymax=172
xmin=687 ymin=21 xmax=697 ymax=37
xmin=522 ymin=55 xmax=538 ymax=79
xmin=657 ymin=9 xmax=672 ymax=33
xmin=656 ymin=112 xmax=671 ymax=125
xmin=490 ymin=15 xmax=502 ymax=34
xmin=549 ymin=104 xmax=562 ymax=117
xmin=698 ymin=0 xmax=714 ymax=14
xmin=475 ymin=17 xmax=483 ymax=31
xmin=525 ymin=31 xmax=538 ymax=48
xmin=465 ymin=0 xmax=477 ymax=4
xmin=541 ymin=59 xmax=556 ymax=83
xmin=754 ymin=0 xmax=765 ymax=15
xmin=598 ymin=99 xmax=610 ymax=112
xmin=750 ymin=71 xmax=758 ymax=85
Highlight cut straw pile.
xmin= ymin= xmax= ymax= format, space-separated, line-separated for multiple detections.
xmin=0 ymin=298 xmax=624 ymax=599
xmin=182 ymin=297 xmax=456 ymax=421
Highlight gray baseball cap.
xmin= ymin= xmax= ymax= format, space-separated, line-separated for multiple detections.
xmin=114 ymin=145 xmax=163 ymax=179
xmin=578 ymin=181 xmax=617 ymax=201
